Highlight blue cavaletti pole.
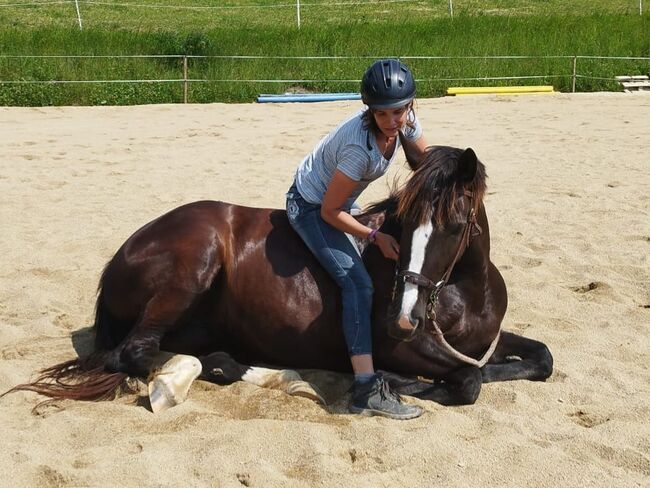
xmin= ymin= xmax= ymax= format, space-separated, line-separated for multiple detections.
xmin=257 ymin=93 xmax=362 ymax=103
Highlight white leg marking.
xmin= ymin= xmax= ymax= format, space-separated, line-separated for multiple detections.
xmin=399 ymin=221 xmax=433 ymax=317
xmin=242 ymin=367 xmax=301 ymax=388
xmin=242 ymin=367 xmax=326 ymax=405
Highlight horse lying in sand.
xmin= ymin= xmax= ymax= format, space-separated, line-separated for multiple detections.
xmin=5 ymin=146 xmax=553 ymax=412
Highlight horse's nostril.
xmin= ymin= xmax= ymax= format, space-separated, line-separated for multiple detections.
xmin=387 ymin=314 xmax=422 ymax=341
xmin=398 ymin=314 xmax=417 ymax=331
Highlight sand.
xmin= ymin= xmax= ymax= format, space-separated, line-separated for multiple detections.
xmin=0 ymin=93 xmax=648 ymax=487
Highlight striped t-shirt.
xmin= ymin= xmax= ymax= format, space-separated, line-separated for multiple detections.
xmin=294 ymin=110 xmax=422 ymax=209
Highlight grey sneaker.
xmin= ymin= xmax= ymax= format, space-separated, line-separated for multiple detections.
xmin=349 ymin=374 xmax=423 ymax=420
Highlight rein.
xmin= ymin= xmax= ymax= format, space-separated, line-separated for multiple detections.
xmin=393 ymin=190 xmax=500 ymax=368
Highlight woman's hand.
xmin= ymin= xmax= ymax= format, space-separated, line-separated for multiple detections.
xmin=373 ymin=232 xmax=400 ymax=260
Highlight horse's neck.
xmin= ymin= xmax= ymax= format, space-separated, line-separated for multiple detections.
xmin=362 ymin=214 xmax=402 ymax=294
xmin=456 ymin=205 xmax=491 ymax=275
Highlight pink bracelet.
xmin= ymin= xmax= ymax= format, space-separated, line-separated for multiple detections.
xmin=367 ymin=229 xmax=378 ymax=243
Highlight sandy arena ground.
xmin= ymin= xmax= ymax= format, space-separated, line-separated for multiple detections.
xmin=0 ymin=93 xmax=648 ymax=487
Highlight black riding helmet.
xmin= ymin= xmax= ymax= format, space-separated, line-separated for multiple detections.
xmin=361 ymin=59 xmax=416 ymax=109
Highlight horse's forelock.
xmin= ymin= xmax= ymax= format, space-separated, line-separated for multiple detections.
xmin=395 ymin=146 xmax=487 ymax=228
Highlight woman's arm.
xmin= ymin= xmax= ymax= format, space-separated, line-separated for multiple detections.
xmin=321 ymin=170 xmax=399 ymax=260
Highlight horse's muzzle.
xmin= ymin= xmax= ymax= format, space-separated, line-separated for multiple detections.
xmin=387 ymin=314 xmax=422 ymax=342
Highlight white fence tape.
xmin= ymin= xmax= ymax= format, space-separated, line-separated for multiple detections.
xmin=2 ymin=55 xmax=648 ymax=89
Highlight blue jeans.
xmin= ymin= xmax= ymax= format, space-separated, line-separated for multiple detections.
xmin=286 ymin=184 xmax=373 ymax=356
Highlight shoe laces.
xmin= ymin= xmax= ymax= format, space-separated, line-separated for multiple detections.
xmin=378 ymin=376 xmax=402 ymax=403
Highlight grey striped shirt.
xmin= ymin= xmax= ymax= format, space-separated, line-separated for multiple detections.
xmin=294 ymin=110 xmax=422 ymax=209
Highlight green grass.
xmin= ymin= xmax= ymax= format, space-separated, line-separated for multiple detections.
xmin=1 ymin=0 xmax=646 ymax=31
xmin=0 ymin=1 xmax=648 ymax=105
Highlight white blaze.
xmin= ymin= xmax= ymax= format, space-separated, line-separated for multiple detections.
xmin=399 ymin=221 xmax=433 ymax=318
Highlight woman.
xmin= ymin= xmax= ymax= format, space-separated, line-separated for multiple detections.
xmin=286 ymin=59 xmax=428 ymax=420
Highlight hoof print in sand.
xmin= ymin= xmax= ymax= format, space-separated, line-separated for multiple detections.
xmin=568 ymin=409 xmax=610 ymax=428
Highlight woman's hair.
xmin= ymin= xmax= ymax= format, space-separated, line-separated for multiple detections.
xmin=361 ymin=101 xmax=417 ymax=135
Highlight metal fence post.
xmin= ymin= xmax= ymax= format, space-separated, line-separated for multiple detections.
xmin=572 ymin=56 xmax=577 ymax=93
xmin=183 ymin=56 xmax=188 ymax=104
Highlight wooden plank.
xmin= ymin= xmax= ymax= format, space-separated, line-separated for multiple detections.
xmin=446 ymin=85 xmax=554 ymax=95
xmin=621 ymin=81 xmax=650 ymax=88
xmin=616 ymin=75 xmax=649 ymax=82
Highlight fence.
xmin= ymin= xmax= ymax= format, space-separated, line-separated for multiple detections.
xmin=1 ymin=55 xmax=649 ymax=105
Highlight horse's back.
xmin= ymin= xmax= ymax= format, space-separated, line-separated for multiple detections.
xmin=103 ymin=200 xmax=291 ymax=298
xmin=100 ymin=200 xmax=235 ymax=318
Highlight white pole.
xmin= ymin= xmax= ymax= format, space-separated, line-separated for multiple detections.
xmin=641 ymin=0 xmax=643 ymax=15
xmin=74 ymin=0 xmax=83 ymax=30
xmin=297 ymin=0 xmax=301 ymax=29
xmin=449 ymin=0 xmax=453 ymax=17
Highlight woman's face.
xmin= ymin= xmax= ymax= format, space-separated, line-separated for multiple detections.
xmin=372 ymin=104 xmax=410 ymax=138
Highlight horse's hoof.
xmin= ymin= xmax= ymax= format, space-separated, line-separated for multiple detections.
xmin=285 ymin=380 xmax=327 ymax=405
xmin=148 ymin=353 xmax=202 ymax=413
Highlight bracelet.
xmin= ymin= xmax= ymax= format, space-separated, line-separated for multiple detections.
xmin=367 ymin=228 xmax=378 ymax=243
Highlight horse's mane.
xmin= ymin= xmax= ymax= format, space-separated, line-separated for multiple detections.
xmin=364 ymin=146 xmax=487 ymax=228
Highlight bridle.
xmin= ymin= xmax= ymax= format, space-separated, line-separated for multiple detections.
xmin=390 ymin=190 xmax=501 ymax=367
xmin=394 ymin=190 xmax=481 ymax=321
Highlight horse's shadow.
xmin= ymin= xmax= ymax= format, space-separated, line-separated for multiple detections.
xmin=70 ymin=326 xmax=95 ymax=357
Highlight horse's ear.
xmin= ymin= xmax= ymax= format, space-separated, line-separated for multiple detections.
xmin=458 ymin=148 xmax=478 ymax=182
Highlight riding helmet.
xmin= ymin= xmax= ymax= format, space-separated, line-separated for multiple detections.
xmin=360 ymin=59 xmax=416 ymax=109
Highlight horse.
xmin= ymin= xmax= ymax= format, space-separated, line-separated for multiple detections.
xmin=4 ymin=146 xmax=553 ymax=410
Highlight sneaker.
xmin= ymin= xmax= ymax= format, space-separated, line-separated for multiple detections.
xmin=349 ymin=373 xmax=423 ymax=420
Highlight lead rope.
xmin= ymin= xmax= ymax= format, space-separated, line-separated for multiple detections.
xmin=430 ymin=320 xmax=501 ymax=368
xmin=426 ymin=202 xmax=500 ymax=368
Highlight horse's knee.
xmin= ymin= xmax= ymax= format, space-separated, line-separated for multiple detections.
xmin=106 ymin=337 xmax=159 ymax=377
xmin=199 ymin=352 xmax=248 ymax=384
xmin=534 ymin=344 xmax=554 ymax=381
xmin=453 ymin=367 xmax=482 ymax=405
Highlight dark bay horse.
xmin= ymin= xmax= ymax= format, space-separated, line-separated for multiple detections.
xmin=7 ymin=146 xmax=552 ymax=407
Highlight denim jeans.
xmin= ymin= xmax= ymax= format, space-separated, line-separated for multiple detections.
xmin=286 ymin=183 xmax=373 ymax=356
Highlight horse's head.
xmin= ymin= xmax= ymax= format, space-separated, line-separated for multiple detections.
xmin=386 ymin=146 xmax=487 ymax=341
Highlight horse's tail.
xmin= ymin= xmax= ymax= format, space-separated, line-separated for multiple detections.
xmin=2 ymin=270 xmax=134 ymax=403
xmin=0 ymin=354 xmax=129 ymax=402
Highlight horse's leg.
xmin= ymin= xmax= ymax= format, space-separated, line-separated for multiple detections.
xmin=105 ymin=289 xmax=201 ymax=378
xmin=383 ymin=366 xmax=483 ymax=406
xmin=148 ymin=352 xmax=203 ymax=413
xmin=146 ymin=320 xmax=220 ymax=412
xmin=480 ymin=331 xmax=553 ymax=383
xmin=199 ymin=352 xmax=326 ymax=405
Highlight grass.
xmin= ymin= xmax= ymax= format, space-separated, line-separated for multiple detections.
xmin=0 ymin=1 xmax=648 ymax=105
xmin=1 ymin=1 xmax=646 ymax=31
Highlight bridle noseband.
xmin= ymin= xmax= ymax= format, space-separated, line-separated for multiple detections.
xmin=394 ymin=190 xmax=482 ymax=332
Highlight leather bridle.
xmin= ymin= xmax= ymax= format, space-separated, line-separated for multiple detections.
xmin=393 ymin=190 xmax=482 ymax=335
xmin=389 ymin=189 xmax=502 ymax=368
